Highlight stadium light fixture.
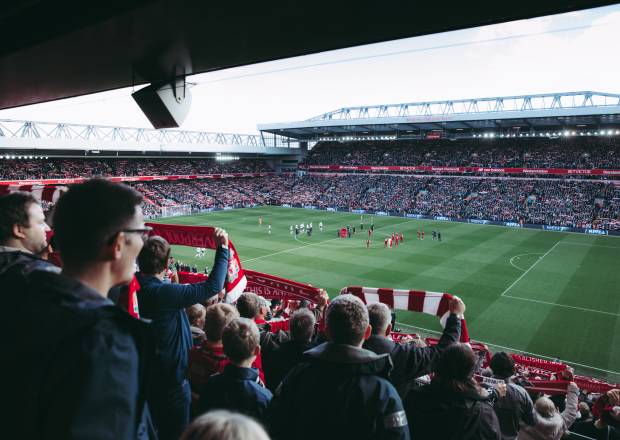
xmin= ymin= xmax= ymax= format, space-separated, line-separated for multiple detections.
xmin=616 ymin=130 xmax=620 ymax=135
xmin=607 ymin=130 xmax=613 ymax=135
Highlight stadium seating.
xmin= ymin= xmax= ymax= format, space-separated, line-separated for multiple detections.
xmin=0 ymin=157 xmax=270 ymax=180
xmin=127 ymin=174 xmax=619 ymax=229
xmin=303 ymin=138 xmax=620 ymax=169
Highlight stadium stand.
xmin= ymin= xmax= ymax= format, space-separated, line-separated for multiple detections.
xmin=1 ymin=145 xmax=619 ymax=439
xmin=0 ymin=158 xmax=270 ymax=180
xmin=302 ymin=138 xmax=620 ymax=169
xmin=124 ymin=174 xmax=620 ymax=229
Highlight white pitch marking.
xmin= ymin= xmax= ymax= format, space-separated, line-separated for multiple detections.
xmin=509 ymin=253 xmax=544 ymax=272
xmin=502 ymin=294 xmax=620 ymax=317
xmin=560 ymin=242 xmax=620 ymax=250
xmin=244 ymin=219 xmax=416 ymax=263
xmin=500 ymin=240 xmax=562 ymax=297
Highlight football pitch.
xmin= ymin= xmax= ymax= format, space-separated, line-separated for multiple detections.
xmin=152 ymin=206 xmax=620 ymax=382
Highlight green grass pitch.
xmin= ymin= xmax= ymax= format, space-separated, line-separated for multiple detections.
xmin=152 ymin=206 xmax=620 ymax=382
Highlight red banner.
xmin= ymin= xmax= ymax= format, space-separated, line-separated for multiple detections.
xmin=0 ymin=172 xmax=272 ymax=186
xmin=300 ymin=164 xmax=620 ymax=176
xmin=177 ymin=269 xmax=321 ymax=303
xmin=244 ymin=269 xmax=322 ymax=303
xmin=146 ymin=223 xmax=247 ymax=303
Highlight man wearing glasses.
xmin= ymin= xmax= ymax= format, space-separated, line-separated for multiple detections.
xmin=136 ymin=230 xmax=229 ymax=440
xmin=3 ymin=179 xmax=156 ymax=439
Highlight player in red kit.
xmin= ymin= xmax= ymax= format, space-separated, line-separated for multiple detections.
xmin=417 ymin=229 xmax=421 ymax=240
xmin=384 ymin=237 xmax=388 ymax=247
xmin=421 ymin=229 xmax=425 ymax=240
xmin=400 ymin=232 xmax=404 ymax=242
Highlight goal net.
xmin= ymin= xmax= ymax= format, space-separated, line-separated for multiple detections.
xmin=160 ymin=204 xmax=192 ymax=218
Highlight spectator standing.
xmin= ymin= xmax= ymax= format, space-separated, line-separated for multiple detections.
xmin=2 ymin=179 xmax=156 ymax=439
xmin=571 ymin=390 xmax=620 ymax=440
xmin=0 ymin=192 xmax=53 ymax=275
xmin=187 ymin=303 xmax=207 ymax=346
xmin=236 ymin=293 xmax=288 ymax=381
xmin=136 ymin=232 xmax=229 ymax=440
xmin=363 ymin=300 xmax=462 ymax=399
xmin=405 ymin=343 xmax=504 ymax=440
xmin=269 ymin=294 xmax=410 ymax=440
xmin=265 ymin=308 xmax=317 ymax=391
xmin=197 ymin=318 xmax=273 ymax=423
xmin=188 ymin=303 xmax=241 ymax=397
xmin=488 ymin=352 xmax=535 ymax=440
xmin=517 ymin=381 xmax=579 ymax=440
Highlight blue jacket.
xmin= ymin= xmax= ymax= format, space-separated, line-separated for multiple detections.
xmin=198 ymin=364 xmax=273 ymax=422
xmin=136 ymin=246 xmax=228 ymax=385
xmin=1 ymin=267 xmax=155 ymax=440
xmin=268 ymin=342 xmax=410 ymax=440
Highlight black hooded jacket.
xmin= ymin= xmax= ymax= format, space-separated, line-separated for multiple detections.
xmin=405 ymin=381 xmax=501 ymax=440
xmin=363 ymin=313 xmax=461 ymax=399
xmin=268 ymin=342 xmax=410 ymax=440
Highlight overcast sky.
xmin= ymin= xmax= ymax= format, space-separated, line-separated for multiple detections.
xmin=1 ymin=4 xmax=619 ymax=134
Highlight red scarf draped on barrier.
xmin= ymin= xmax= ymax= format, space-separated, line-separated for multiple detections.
xmin=146 ymin=223 xmax=247 ymax=303
xmin=341 ymin=286 xmax=470 ymax=343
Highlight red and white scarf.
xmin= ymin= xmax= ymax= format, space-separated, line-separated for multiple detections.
xmin=0 ymin=184 xmax=66 ymax=202
xmin=340 ymin=286 xmax=469 ymax=343
xmin=146 ymin=223 xmax=247 ymax=303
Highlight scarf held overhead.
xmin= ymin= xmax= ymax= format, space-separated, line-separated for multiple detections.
xmin=146 ymin=223 xmax=246 ymax=303
xmin=340 ymin=286 xmax=469 ymax=343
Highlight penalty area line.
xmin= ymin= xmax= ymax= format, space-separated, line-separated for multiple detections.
xmin=500 ymin=240 xmax=561 ymax=297
xmin=502 ymin=295 xmax=620 ymax=317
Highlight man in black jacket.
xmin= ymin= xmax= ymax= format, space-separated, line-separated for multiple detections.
xmin=268 ymin=294 xmax=410 ymax=440
xmin=2 ymin=179 xmax=156 ymax=439
xmin=265 ymin=308 xmax=317 ymax=391
xmin=0 ymin=192 xmax=55 ymax=276
xmin=488 ymin=352 xmax=535 ymax=439
xmin=136 ymin=233 xmax=229 ymax=440
xmin=363 ymin=299 xmax=462 ymax=399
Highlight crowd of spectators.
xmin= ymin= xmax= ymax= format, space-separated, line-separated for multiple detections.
xmin=302 ymin=138 xmax=620 ymax=169
xmin=2 ymin=182 xmax=620 ymax=440
xmin=129 ymin=175 xmax=620 ymax=230
xmin=0 ymin=158 xmax=270 ymax=180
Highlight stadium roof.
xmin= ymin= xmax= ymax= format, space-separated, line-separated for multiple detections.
xmin=258 ymin=91 xmax=620 ymax=140
xmin=0 ymin=0 xmax=617 ymax=110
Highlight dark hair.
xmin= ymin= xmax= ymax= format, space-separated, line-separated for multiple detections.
xmin=290 ymin=308 xmax=316 ymax=342
xmin=236 ymin=293 xmax=260 ymax=319
xmin=52 ymin=180 xmax=142 ymax=265
xmin=0 ymin=192 xmax=39 ymax=243
xmin=433 ymin=343 xmax=483 ymax=396
xmin=137 ymin=236 xmax=170 ymax=274
xmin=489 ymin=352 xmax=515 ymax=378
